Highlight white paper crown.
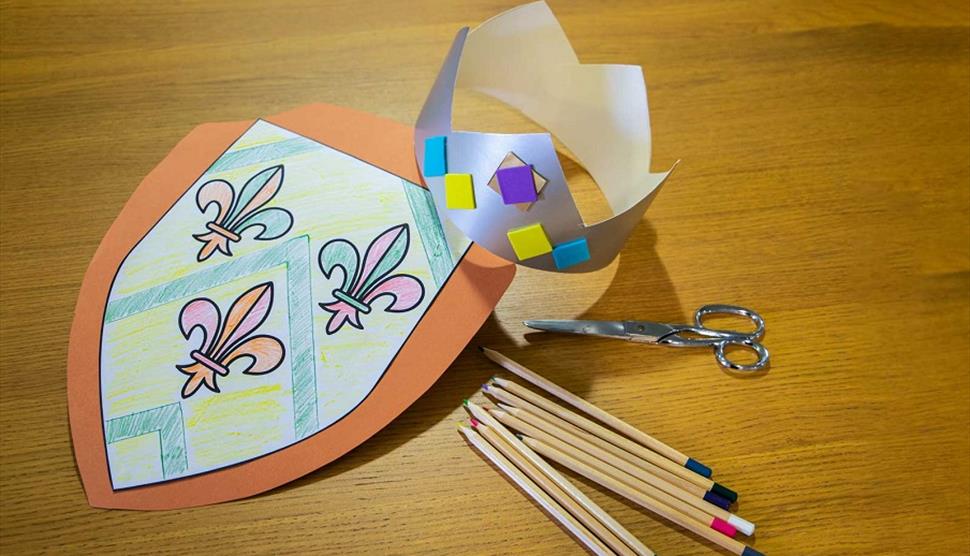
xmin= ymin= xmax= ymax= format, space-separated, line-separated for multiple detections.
xmin=415 ymin=1 xmax=673 ymax=272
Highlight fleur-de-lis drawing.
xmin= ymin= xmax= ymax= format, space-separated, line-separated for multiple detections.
xmin=193 ymin=165 xmax=294 ymax=261
xmin=318 ymin=223 xmax=425 ymax=334
xmin=176 ymin=282 xmax=285 ymax=398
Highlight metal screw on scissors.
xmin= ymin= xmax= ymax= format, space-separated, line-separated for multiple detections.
xmin=523 ymin=304 xmax=770 ymax=372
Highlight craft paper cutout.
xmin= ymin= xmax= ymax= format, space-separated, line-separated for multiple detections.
xmin=68 ymin=104 xmax=515 ymax=509
xmin=551 ymin=237 xmax=591 ymax=270
xmin=496 ymin=165 xmax=538 ymax=205
xmin=444 ymin=173 xmax=476 ymax=209
xmin=486 ymin=152 xmax=548 ymax=212
xmin=507 ymin=223 xmax=553 ymax=260
xmin=415 ymin=1 xmax=675 ymax=272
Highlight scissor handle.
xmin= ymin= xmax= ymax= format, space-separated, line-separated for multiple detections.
xmin=694 ymin=304 xmax=765 ymax=341
xmin=713 ymin=338 xmax=770 ymax=372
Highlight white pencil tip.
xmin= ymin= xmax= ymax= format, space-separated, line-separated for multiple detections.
xmin=727 ymin=515 xmax=755 ymax=537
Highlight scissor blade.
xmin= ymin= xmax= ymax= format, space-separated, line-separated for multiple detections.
xmin=523 ymin=319 xmax=630 ymax=339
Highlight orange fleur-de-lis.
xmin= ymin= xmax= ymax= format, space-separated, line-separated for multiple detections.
xmin=193 ymin=165 xmax=294 ymax=261
xmin=176 ymin=282 xmax=285 ymax=398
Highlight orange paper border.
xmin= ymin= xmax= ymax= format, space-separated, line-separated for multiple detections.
xmin=67 ymin=103 xmax=514 ymax=509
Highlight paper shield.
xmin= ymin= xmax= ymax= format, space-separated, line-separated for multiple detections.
xmin=67 ymin=103 xmax=514 ymax=509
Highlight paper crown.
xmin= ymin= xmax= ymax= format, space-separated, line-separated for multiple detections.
xmin=415 ymin=1 xmax=674 ymax=272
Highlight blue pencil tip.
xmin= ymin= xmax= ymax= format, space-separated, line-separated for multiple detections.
xmin=703 ymin=490 xmax=732 ymax=510
xmin=685 ymin=458 xmax=713 ymax=478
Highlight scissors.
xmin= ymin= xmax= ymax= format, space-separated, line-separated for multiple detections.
xmin=524 ymin=304 xmax=770 ymax=372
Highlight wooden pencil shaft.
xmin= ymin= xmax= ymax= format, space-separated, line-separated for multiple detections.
xmin=484 ymin=349 xmax=691 ymax=466
xmin=489 ymin=381 xmax=714 ymax=491
xmin=499 ymin=400 xmax=730 ymax=515
xmin=486 ymin=384 xmax=594 ymax=437
xmin=458 ymin=425 xmax=614 ymax=556
xmin=493 ymin=406 xmax=734 ymax=524
xmin=465 ymin=401 xmax=655 ymax=556
xmin=495 ymin=409 xmax=728 ymax=533
xmin=522 ymin=436 xmax=748 ymax=556
xmin=507 ymin=408 xmax=742 ymax=528
xmin=486 ymin=384 xmax=711 ymax=495
xmin=476 ymin=424 xmax=637 ymax=556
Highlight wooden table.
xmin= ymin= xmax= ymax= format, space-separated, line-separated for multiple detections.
xmin=2 ymin=1 xmax=968 ymax=554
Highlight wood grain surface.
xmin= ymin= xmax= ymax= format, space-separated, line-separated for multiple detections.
xmin=2 ymin=1 xmax=968 ymax=554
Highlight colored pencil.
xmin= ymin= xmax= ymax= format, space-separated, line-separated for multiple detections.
xmin=483 ymin=382 xmax=718 ymax=496
xmin=457 ymin=423 xmax=615 ymax=556
xmin=521 ymin=435 xmax=764 ymax=556
xmin=489 ymin=407 xmax=752 ymax=538
xmin=493 ymin=403 xmax=754 ymax=535
xmin=481 ymin=347 xmax=715 ymax=479
xmin=484 ymin=383 xmax=743 ymax=524
xmin=486 ymin=377 xmax=735 ymax=502
xmin=464 ymin=400 xmax=655 ymax=556
xmin=471 ymin=419 xmax=639 ymax=556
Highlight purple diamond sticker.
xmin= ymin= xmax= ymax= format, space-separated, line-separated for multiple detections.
xmin=496 ymin=165 xmax=538 ymax=204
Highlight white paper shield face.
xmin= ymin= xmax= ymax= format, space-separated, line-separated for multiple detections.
xmin=415 ymin=1 xmax=675 ymax=273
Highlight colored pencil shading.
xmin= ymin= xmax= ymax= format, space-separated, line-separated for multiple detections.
xmin=464 ymin=400 xmax=655 ymax=556
xmin=470 ymin=419 xmax=639 ymax=556
xmin=480 ymin=347 xmax=716 ymax=480
xmin=488 ymin=407 xmax=752 ymax=539
xmin=520 ymin=434 xmax=765 ymax=556
xmin=457 ymin=422 xmax=615 ymax=556
xmin=486 ymin=377 xmax=737 ymax=504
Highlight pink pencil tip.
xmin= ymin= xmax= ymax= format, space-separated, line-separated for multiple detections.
xmin=470 ymin=417 xmax=480 ymax=427
xmin=711 ymin=517 xmax=737 ymax=538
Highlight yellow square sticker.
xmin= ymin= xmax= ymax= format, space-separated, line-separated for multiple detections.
xmin=507 ymin=223 xmax=553 ymax=260
xmin=445 ymin=173 xmax=476 ymax=209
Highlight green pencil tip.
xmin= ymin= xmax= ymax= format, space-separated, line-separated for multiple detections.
xmin=462 ymin=398 xmax=469 ymax=406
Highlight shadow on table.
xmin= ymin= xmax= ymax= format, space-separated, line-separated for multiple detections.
xmin=506 ymin=220 xmax=685 ymax=395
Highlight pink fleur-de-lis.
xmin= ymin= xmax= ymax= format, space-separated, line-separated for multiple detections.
xmin=318 ymin=223 xmax=425 ymax=334
xmin=176 ymin=282 xmax=285 ymax=398
xmin=193 ymin=165 xmax=294 ymax=262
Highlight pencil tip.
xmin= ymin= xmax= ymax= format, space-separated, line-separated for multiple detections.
xmin=470 ymin=417 xmax=479 ymax=427
xmin=462 ymin=398 xmax=469 ymax=407
xmin=477 ymin=345 xmax=485 ymax=352
xmin=685 ymin=458 xmax=713 ymax=478
xmin=711 ymin=482 xmax=738 ymax=503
